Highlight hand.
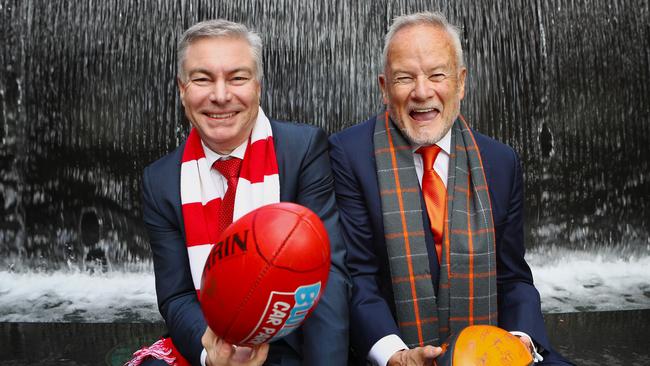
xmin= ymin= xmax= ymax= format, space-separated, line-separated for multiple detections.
xmin=515 ymin=334 xmax=540 ymax=360
xmin=387 ymin=345 xmax=443 ymax=366
xmin=202 ymin=327 xmax=269 ymax=366
xmin=517 ymin=335 xmax=533 ymax=353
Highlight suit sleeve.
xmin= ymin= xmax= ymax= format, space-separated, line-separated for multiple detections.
xmin=328 ymin=133 xmax=402 ymax=360
xmin=495 ymin=150 xmax=553 ymax=354
xmin=143 ymin=166 xmax=206 ymax=366
xmin=293 ymin=128 xmax=352 ymax=366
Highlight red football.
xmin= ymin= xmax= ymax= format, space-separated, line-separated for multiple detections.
xmin=199 ymin=202 xmax=330 ymax=346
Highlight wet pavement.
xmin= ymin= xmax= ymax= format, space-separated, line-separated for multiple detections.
xmin=1 ymin=310 xmax=649 ymax=365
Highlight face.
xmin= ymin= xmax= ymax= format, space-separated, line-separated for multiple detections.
xmin=178 ymin=37 xmax=261 ymax=154
xmin=379 ymin=24 xmax=466 ymax=146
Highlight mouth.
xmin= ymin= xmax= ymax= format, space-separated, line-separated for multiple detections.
xmin=205 ymin=111 xmax=238 ymax=120
xmin=409 ymin=107 xmax=440 ymax=122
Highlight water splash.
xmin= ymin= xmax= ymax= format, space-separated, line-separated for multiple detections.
xmin=0 ymin=270 xmax=159 ymax=322
xmin=1 ymin=246 xmax=648 ymax=322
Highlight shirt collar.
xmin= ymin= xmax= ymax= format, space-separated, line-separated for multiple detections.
xmin=411 ymin=127 xmax=452 ymax=155
xmin=201 ymin=138 xmax=248 ymax=168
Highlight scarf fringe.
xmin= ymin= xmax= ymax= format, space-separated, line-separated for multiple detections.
xmin=124 ymin=339 xmax=181 ymax=366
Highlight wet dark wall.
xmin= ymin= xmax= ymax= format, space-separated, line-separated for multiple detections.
xmin=1 ymin=0 xmax=648 ymax=270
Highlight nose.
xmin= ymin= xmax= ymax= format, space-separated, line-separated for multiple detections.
xmin=412 ymin=76 xmax=435 ymax=101
xmin=209 ymin=79 xmax=231 ymax=104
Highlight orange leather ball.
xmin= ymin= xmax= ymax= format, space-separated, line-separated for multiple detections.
xmin=435 ymin=325 xmax=534 ymax=366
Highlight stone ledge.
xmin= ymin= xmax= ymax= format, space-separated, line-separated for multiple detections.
xmin=1 ymin=310 xmax=648 ymax=365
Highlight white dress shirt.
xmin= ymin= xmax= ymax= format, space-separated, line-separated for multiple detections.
xmin=202 ymin=140 xmax=248 ymax=188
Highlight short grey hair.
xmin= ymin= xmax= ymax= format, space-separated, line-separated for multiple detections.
xmin=382 ymin=11 xmax=465 ymax=71
xmin=177 ymin=19 xmax=264 ymax=82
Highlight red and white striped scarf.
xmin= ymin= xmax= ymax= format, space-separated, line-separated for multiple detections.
xmin=181 ymin=107 xmax=280 ymax=293
xmin=126 ymin=107 xmax=280 ymax=366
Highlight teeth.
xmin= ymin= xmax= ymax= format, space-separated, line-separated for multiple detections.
xmin=207 ymin=112 xmax=236 ymax=119
xmin=413 ymin=108 xmax=436 ymax=113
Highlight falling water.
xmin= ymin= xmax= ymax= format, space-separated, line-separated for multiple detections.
xmin=1 ymin=0 xmax=649 ymax=320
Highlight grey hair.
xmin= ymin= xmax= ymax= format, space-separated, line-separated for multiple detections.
xmin=382 ymin=11 xmax=465 ymax=71
xmin=177 ymin=19 xmax=264 ymax=82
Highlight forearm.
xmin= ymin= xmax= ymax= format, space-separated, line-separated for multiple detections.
xmin=144 ymin=166 xmax=206 ymax=365
xmin=163 ymin=293 xmax=208 ymax=365
xmin=495 ymin=151 xmax=551 ymax=352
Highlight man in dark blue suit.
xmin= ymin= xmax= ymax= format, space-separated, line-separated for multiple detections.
xmin=136 ymin=19 xmax=349 ymax=366
xmin=329 ymin=12 xmax=571 ymax=366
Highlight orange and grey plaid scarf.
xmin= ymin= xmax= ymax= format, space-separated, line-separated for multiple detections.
xmin=373 ymin=112 xmax=497 ymax=347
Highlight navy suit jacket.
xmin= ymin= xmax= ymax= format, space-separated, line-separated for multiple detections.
xmin=329 ymin=116 xmax=570 ymax=365
xmin=142 ymin=120 xmax=350 ymax=366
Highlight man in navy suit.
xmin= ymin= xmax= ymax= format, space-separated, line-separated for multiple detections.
xmin=329 ymin=12 xmax=571 ymax=366
xmin=139 ymin=19 xmax=349 ymax=366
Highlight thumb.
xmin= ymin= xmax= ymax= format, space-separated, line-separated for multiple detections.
xmin=202 ymin=326 xmax=218 ymax=349
xmin=421 ymin=345 xmax=443 ymax=360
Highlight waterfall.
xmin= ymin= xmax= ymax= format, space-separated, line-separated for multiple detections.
xmin=0 ymin=0 xmax=648 ymax=319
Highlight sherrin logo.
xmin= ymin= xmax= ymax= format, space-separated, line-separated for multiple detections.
xmin=242 ymin=282 xmax=321 ymax=345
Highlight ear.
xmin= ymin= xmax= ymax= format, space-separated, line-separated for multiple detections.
xmin=378 ymin=74 xmax=389 ymax=105
xmin=457 ymin=68 xmax=467 ymax=100
xmin=177 ymin=77 xmax=187 ymax=106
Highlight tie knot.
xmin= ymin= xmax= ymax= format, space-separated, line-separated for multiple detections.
xmin=213 ymin=157 xmax=242 ymax=180
xmin=417 ymin=145 xmax=442 ymax=171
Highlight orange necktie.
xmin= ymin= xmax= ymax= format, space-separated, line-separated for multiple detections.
xmin=213 ymin=157 xmax=242 ymax=235
xmin=417 ymin=145 xmax=446 ymax=264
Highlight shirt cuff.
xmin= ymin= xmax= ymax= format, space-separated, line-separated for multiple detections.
xmin=509 ymin=331 xmax=544 ymax=363
xmin=201 ymin=348 xmax=208 ymax=366
xmin=368 ymin=334 xmax=408 ymax=366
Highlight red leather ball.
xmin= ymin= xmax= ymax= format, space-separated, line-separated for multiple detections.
xmin=200 ymin=202 xmax=330 ymax=346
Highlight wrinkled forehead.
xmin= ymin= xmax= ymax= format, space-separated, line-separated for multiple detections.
xmin=385 ymin=24 xmax=458 ymax=70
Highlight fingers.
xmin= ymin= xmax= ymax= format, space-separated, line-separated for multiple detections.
xmin=251 ymin=343 xmax=270 ymax=364
xmin=202 ymin=326 xmax=214 ymax=343
xmin=216 ymin=338 xmax=236 ymax=360
xmin=202 ymin=326 xmax=218 ymax=349
xmin=388 ymin=346 xmax=443 ymax=366
xmin=517 ymin=335 xmax=534 ymax=353
xmin=232 ymin=344 xmax=269 ymax=365
xmin=202 ymin=327 xmax=235 ymax=366
xmin=420 ymin=345 xmax=443 ymax=360
xmin=202 ymin=326 xmax=269 ymax=366
xmin=231 ymin=346 xmax=253 ymax=362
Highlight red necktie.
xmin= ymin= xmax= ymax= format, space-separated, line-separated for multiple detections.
xmin=417 ymin=145 xmax=446 ymax=264
xmin=212 ymin=157 xmax=242 ymax=234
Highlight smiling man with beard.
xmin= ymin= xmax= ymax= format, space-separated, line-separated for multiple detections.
xmin=329 ymin=11 xmax=572 ymax=366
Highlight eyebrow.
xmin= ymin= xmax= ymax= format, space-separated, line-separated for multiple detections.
xmin=391 ymin=63 xmax=451 ymax=75
xmin=187 ymin=68 xmax=211 ymax=76
xmin=187 ymin=67 xmax=254 ymax=76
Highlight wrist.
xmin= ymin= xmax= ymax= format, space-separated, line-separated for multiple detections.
xmin=368 ymin=334 xmax=408 ymax=366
